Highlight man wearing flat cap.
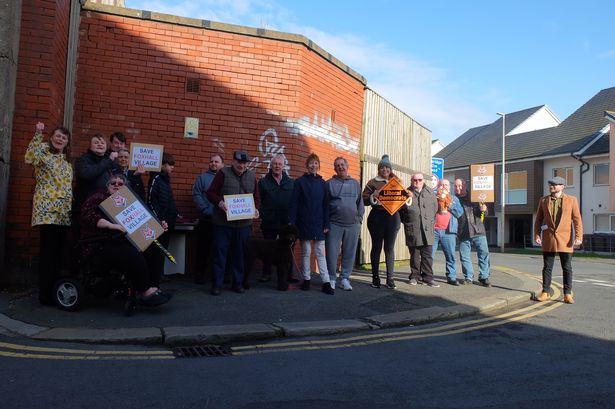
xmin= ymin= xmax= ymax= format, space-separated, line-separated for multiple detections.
xmin=207 ymin=150 xmax=260 ymax=295
xmin=533 ymin=176 xmax=583 ymax=304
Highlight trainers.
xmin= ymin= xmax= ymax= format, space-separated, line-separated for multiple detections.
xmin=447 ymin=279 xmax=460 ymax=286
xmin=409 ymin=278 xmax=418 ymax=286
xmin=330 ymin=280 xmax=336 ymax=290
xmin=371 ymin=277 xmax=381 ymax=288
xmin=386 ymin=279 xmax=396 ymax=289
xmin=301 ymin=280 xmax=311 ymax=291
xmin=322 ymin=282 xmax=334 ymax=295
xmin=340 ymin=278 xmax=353 ymax=291
xmin=425 ymin=280 xmax=440 ymax=288
xmin=478 ymin=278 xmax=491 ymax=287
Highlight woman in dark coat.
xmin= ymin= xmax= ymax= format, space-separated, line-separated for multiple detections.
xmin=288 ymin=153 xmax=333 ymax=294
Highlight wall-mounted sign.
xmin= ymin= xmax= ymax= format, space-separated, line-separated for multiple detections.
xmin=99 ymin=185 xmax=163 ymax=251
xmin=129 ymin=143 xmax=164 ymax=172
xmin=470 ymin=163 xmax=495 ymax=203
xmin=184 ymin=117 xmax=199 ymax=139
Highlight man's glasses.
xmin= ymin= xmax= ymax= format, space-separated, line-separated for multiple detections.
xmin=110 ymin=181 xmax=124 ymax=187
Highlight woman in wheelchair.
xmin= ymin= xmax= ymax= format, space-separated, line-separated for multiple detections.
xmin=80 ymin=174 xmax=170 ymax=306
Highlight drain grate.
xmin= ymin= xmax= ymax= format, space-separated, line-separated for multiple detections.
xmin=172 ymin=345 xmax=232 ymax=358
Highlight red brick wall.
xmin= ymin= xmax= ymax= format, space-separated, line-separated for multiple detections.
xmin=6 ymin=8 xmax=365 ymax=281
xmin=5 ymin=0 xmax=71 ymax=282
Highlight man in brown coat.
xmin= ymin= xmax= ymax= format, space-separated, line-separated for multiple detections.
xmin=533 ymin=176 xmax=583 ymax=304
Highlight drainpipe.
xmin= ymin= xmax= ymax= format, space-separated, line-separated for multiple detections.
xmin=571 ymin=153 xmax=590 ymax=214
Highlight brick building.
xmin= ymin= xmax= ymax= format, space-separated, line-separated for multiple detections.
xmin=1 ymin=1 xmax=430 ymax=284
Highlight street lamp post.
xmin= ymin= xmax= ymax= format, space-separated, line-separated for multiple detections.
xmin=497 ymin=112 xmax=506 ymax=253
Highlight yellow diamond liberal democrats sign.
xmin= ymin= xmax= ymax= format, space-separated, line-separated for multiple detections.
xmin=377 ymin=177 xmax=411 ymax=216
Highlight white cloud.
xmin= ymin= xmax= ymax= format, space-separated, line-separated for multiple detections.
xmin=598 ymin=49 xmax=615 ymax=59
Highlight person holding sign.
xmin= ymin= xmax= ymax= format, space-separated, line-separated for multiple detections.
xmin=207 ymin=150 xmax=260 ymax=296
xmin=289 ymin=153 xmax=334 ymax=295
xmin=432 ymin=179 xmax=464 ymax=286
xmin=534 ymin=177 xmax=583 ymax=304
xmin=454 ymin=178 xmax=491 ymax=287
xmin=114 ymin=148 xmax=145 ymax=201
xmin=80 ymin=175 xmax=170 ymax=306
xmin=362 ymin=154 xmax=406 ymax=289
xmin=25 ymin=122 xmax=73 ymax=305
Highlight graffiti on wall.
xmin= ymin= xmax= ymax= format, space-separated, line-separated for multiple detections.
xmin=211 ymin=111 xmax=356 ymax=175
xmin=287 ymin=112 xmax=359 ymax=154
xmin=248 ymin=127 xmax=289 ymax=173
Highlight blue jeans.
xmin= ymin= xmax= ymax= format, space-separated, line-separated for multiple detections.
xmin=325 ymin=223 xmax=361 ymax=282
xmin=212 ymin=225 xmax=251 ymax=288
xmin=433 ymin=229 xmax=457 ymax=280
xmin=459 ymin=235 xmax=490 ymax=280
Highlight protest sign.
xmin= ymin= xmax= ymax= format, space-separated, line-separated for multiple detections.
xmin=377 ymin=177 xmax=411 ymax=216
xmin=224 ymin=193 xmax=256 ymax=221
xmin=470 ymin=164 xmax=495 ymax=203
xmin=99 ymin=186 xmax=163 ymax=251
xmin=129 ymin=143 xmax=164 ymax=172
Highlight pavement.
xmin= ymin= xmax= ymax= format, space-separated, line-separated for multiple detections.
xmin=0 ymin=257 xmax=540 ymax=346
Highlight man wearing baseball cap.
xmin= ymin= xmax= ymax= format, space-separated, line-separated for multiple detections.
xmin=207 ymin=150 xmax=260 ymax=296
xmin=534 ymin=176 xmax=583 ymax=304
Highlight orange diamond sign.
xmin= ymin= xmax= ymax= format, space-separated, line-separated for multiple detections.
xmin=377 ymin=177 xmax=410 ymax=215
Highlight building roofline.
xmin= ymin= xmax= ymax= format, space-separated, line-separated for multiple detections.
xmin=81 ymin=1 xmax=368 ymax=85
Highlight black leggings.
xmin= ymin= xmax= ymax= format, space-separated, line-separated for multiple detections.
xmin=367 ymin=209 xmax=400 ymax=279
xmin=88 ymin=239 xmax=153 ymax=292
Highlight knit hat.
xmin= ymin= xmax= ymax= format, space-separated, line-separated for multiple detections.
xmin=378 ymin=154 xmax=393 ymax=169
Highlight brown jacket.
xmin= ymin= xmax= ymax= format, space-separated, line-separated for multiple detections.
xmin=533 ymin=193 xmax=583 ymax=253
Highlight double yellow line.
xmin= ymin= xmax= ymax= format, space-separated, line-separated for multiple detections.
xmin=0 ymin=341 xmax=174 ymax=360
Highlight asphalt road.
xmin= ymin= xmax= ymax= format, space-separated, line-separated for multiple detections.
xmin=1 ymin=254 xmax=614 ymax=409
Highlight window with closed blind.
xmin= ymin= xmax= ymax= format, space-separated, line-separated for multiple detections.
xmin=505 ymin=171 xmax=527 ymax=205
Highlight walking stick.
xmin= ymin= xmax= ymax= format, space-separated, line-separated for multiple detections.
xmin=153 ymin=239 xmax=176 ymax=264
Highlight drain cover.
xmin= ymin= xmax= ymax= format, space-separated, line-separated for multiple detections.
xmin=172 ymin=345 xmax=232 ymax=358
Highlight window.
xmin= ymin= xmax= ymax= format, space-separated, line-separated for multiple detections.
xmin=553 ymin=167 xmax=574 ymax=186
xmin=505 ymin=171 xmax=527 ymax=205
xmin=594 ymin=214 xmax=615 ymax=233
xmin=594 ymin=163 xmax=609 ymax=186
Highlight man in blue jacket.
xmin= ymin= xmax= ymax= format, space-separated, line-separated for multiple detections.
xmin=432 ymin=178 xmax=464 ymax=286
xmin=192 ymin=154 xmax=224 ymax=284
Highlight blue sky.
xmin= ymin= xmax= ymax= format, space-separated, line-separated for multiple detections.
xmin=125 ymin=0 xmax=615 ymax=144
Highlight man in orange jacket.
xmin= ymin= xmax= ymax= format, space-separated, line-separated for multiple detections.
xmin=533 ymin=176 xmax=583 ymax=304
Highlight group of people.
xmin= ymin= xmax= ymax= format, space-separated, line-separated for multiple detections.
xmin=192 ymin=151 xmax=365 ymax=296
xmin=26 ymin=123 xmax=173 ymax=307
xmin=191 ymin=152 xmax=495 ymax=297
xmin=26 ymin=121 xmax=583 ymax=307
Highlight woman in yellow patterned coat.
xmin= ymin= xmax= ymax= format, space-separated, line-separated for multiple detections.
xmin=25 ymin=122 xmax=72 ymax=305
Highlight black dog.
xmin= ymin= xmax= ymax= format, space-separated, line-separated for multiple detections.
xmin=244 ymin=224 xmax=299 ymax=291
